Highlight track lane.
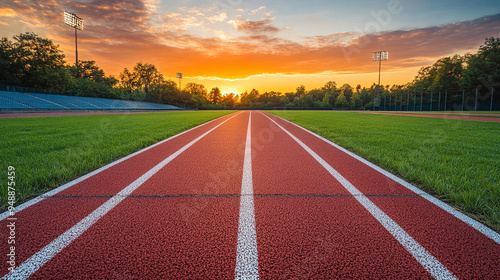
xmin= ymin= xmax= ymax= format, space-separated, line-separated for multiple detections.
xmin=0 ymin=112 xmax=241 ymax=278
xmin=251 ymin=112 xmax=434 ymax=279
xmin=2 ymin=110 xmax=498 ymax=279
xmin=251 ymin=111 xmax=348 ymax=195
xmin=21 ymin=111 xmax=251 ymax=279
xmin=263 ymin=111 xmax=500 ymax=279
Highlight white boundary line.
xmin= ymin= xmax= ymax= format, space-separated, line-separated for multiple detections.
xmin=266 ymin=112 xmax=500 ymax=245
xmin=0 ymin=112 xmax=239 ymax=221
xmin=235 ymin=111 xmax=259 ymax=280
xmin=1 ymin=112 xmax=241 ymax=280
xmin=261 ymin=112 xmax=456 ymax=280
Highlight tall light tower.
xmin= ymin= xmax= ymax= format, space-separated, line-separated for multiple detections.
xmin=64 ymin=11 xmax=84 ymax=72
xmin=176 ymin=72 xmax=183 ymax=89
xmin=372 ymin=51 xmax=388 ymax=110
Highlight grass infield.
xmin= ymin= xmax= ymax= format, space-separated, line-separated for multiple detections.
xmin=269 ymin=110 xmax=500 ymax=232
xmin=0 ymin=111 xmax=234 ymax=210
xmin=381 ymin=111 xmax=500 ymax=118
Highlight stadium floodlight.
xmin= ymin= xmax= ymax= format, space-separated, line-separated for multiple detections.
xmin=64 ymin=11 xmax=84 ymax=70
xmin=372 ymin=51 xmax=388 ymax=110
xmin=176 ymin=72 xmax=183 ymax=89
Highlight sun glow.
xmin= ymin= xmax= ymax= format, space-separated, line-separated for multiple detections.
xmin=220 ymin=87 xmax=241 ymax=96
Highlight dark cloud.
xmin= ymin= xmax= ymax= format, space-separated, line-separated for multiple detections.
xmin=229 ymin=18 xmax=281 ymax=33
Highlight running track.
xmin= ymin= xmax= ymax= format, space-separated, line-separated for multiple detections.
xmin=1 ymin=111 xmax=499 ymax=279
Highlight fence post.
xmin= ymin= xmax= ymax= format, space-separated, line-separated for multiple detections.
xmin=420 ymin=91 xmax=423 ymax=111
xmin=389 ymin=94 xmax=391 ymax=111
xmin=462 ymin=89 xmax=465 ymax=111
xmin=407 ymin=92 xmax=409 ymax=111
xmin=400 ymin=92 xmax=402 ymax=111
xmin=475 ymin=87 xmax=478 ymax=111
xmin=412 ymin=92 xmax=415 ymax=111
xmin=444 ymin=90 xmax=447 ymax=111
xmin=438 ymin=92 xmax=441 ymax=111
xmin=491 ymin=87 xmax=494 ymax=111
xmin=430 ymin=91 xmax=433 ymax=111
xmin=373 ymin=92 xmax=375 ymax=111
xmin=401 ymin=92 xmax=403 ymax=111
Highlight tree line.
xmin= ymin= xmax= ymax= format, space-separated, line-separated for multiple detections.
xmin=1 ymin=32 xmax=498 ymax=109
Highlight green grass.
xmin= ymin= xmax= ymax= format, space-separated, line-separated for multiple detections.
xmin=392 ymin=111 xmax=500 ymax=117
xmin=0 ymin=111 xmax=233 ymax=210
xmin=269 ymin=110 xmax=500 ymax=231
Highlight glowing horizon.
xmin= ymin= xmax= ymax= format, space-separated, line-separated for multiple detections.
xmin=1 ymin=1 xmax=499 ymax=94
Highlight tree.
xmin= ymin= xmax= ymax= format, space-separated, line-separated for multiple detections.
xmin=119 ymin=68 xmax=137 ymax=92
xmin=335 ymin=90 xmax=349 ymax=108
xmin=322 ymin=81 xmax=338 ymax=105
xmin=240 ymin=89 xmax=259 ymax=107
xmin=321 ymin=92 xmax=333 ymax=107
xmin=0 ymin=37 xmax=18 ymax=85
xmin=69 ymin=60 xmax=107 ymax=82
xmin=155 ymin=80 xmax=184 ymax=104
xmin=220 ymin=93 xmax=237 ymax=108
xmin=296 ymin=85 xmax=306 ymax=98
xmin=463 ymin=37 xmax=500 ymax=87
xmin=133 ymin=62 xmax=164 ymax=94
xmin=339 ymin=83 xmax=353 ymax=101
xmin=208 ymin=87 xmax=221 ymax=104
xmin=308 ymin=88 xmax=325 ymax=102
xmin=185 ymin=82 xmax=207 ymax=96
xmin=412 ymin=54 xmax=464 ymax=91
xmin=322 ymin=81 xmax=337 ymax=94
xmin=4 ymin=32 xmax=69 ymax=90
xmin=118 ymin=62 xmax=164 ymax=99
xmin=350 ymin=92 xmax=362 ymax=108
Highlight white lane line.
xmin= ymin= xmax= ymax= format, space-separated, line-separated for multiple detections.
xmin=0 ymin=112 xmax=238 ymax=221
xmin=261 ymin=112 xmax=456 ymax=280
xmin=1 ymin=112 xmax=242 ymax=280
xmin=268 ymin=113 xmax=500 ymax=245
xmin=235 ymin=111 xmax=259 ymax=280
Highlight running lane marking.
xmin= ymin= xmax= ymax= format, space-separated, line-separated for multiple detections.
xmin=269 ymin=113 xmax=500 ymax=245
xmin=235 ymin=111 xmax=259 ymax=280
xmin=261 ymin=112 xmax=456 ymax=280
xmin=1 ymin=112 xmax=242 ymax=280
xmin=0 ymin=112 xmax=237 ymax=221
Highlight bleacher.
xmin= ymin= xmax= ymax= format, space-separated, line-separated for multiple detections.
xmin=0 ymin=91 xmax=182 ymax=111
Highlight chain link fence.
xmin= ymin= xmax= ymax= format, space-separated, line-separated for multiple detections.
xmin=374 ymin=86 xmax=499 ymax=111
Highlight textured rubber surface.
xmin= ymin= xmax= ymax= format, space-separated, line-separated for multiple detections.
xmin=2 ymin=110 xmax=499 ymax=279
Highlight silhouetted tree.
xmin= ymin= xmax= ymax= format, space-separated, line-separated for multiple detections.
xmin=209 ymin=87 xmax=221 ymax=104
xmin=185 ymin=82 xmax=208 ymax=97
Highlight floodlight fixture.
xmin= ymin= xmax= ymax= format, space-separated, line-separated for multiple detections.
xmin=64 ymin=11 xmax=84 ymax=71
xmin=372 ymin=51 xmax=388 ymax=62
xmin=176 ymin=72 xmax=183 ymax=89
xmin=64 ymin=11 xmax=84 ymax=30
xmin=372 ymin=51 xmax=389 ymax=110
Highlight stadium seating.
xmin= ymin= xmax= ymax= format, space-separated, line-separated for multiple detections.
xmin=0 ymin=91 xmax=182 ymax=110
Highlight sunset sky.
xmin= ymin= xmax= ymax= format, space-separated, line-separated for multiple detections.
xmin=1 ymin=0 xmax=499 ymax=94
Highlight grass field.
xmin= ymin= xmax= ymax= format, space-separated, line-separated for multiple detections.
xmin=0 ymin=111 xmax=233 ymax=210
xmin=270 ymin=110 xmax=500 ymax=231
xmin=383 ymin=111 xmax=500 ymax=118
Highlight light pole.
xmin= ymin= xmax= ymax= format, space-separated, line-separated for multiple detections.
xmin=372 ymin=51 xmax=388 ymax=111
xmin=64 ymin=11 xmax=84 ymax=73
xmin=176 ymin=72 xmax=183 ymax=89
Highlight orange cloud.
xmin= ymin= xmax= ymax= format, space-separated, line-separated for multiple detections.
xmin=0 ymin=8 xmax=17 ymax=17
xmin=228 ymin=18 xmax=281 ymax=33
xmin=1 ymin=0 xmax=500 ymax=93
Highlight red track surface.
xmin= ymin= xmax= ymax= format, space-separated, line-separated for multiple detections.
xmin=1 ymin=111 xmax=499 ymax=279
